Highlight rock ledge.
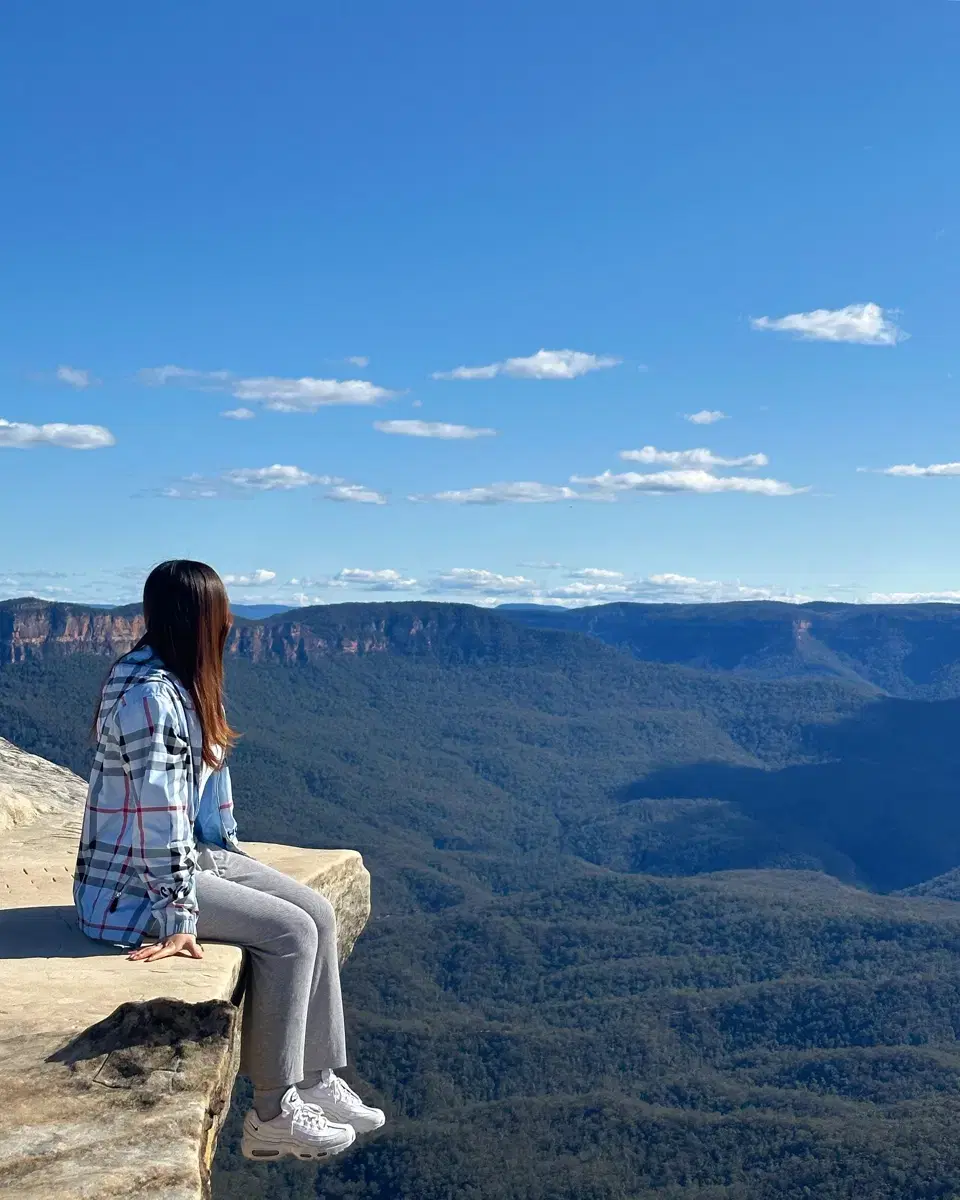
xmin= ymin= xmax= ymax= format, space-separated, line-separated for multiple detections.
xmin=0 ymin=738 xmax=371 ymax=1199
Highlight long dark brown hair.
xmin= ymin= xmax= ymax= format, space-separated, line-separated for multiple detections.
xmin=131 ymin=560 xmax=238 ymax=767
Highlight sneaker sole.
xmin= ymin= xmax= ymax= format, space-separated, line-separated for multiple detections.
xmin=241 ymin=1130 xmax=356 ymax=1161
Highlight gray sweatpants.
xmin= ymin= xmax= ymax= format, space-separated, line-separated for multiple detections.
xmin=195 ymin=850 xmax=347 ymax=1094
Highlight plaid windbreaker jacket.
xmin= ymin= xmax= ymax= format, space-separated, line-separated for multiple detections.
xmin=74 ymin=646 xmax=240 ymax=946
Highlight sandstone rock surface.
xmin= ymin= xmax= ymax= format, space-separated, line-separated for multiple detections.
xmin=0 ymin=737 xmax=371 ymax=1199
xmin=0 ymin=737 xmax=88 ymax=830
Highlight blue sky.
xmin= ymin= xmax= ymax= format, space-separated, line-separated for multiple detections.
xmin=1 ymin=2 xmax=958 ymax=609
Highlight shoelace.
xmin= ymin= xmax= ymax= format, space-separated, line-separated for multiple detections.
xmin=289 ymin=1095 xmax=331 ymax=1131
xmin=329 ymin=1074 xmax=363 ymax=1107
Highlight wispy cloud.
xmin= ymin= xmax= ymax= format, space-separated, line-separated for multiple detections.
xmin=374 ymin=419 xmax=497 ymax=439
xmin=159 ymin=478 xmax=222 ymax=500
xmin=0 ymin=561 xmax=821 ymax=610
xmin=139 ymin=365 xmax=395 ymax=411
xmin=139 ymin=366 xmax=232 ymax=386
xmin=619 ymin=446 xmax=768 ymax=469
xmin=223 ymin=465 xmax=336 ymax=491
xmin=750 ymin=302 xmax=907 ymax=346
xmin=56 ymin=365 xmax=97 ymax=389
xmin=423 ymin=567 xmax=811 ymax=606
xmin=434 ymin=364 xmax=500 ymax=381
xmin=156 ymin=463 xmax=386 ymax=503
xmin=326 ymin=484 xmax=387 ymax=505
xmin=569 ymin=568 xmax=624 ymax=580
xmin=866 ymin=590 xmax=960 ymax=604
xmin=430 ymin=568 xmax=539 ymax=595
xmin=410 ymin=481 xmax=586 ymax=504
xmin=221 ymin=407 xmax=256 ymax=420
xmin=432 ymin=348 xmax=621 ymax=382
xmin=223 ymin=569 xmax=277 ymax=586
xmin=865 ymin=461 xmax=960 ymax=477
xmin=0 ymin=418 xmax=115 ymax=450
xmin=232 ymin=377 xmax=394 ymax=411
xmin=542 ymin=581 xmax=632 ymax=601
xmin=541 ymin=572 xmax=810 ymax=605
xmin=345 ymin=356 xmax=369 ymax=368
xmin=685 ymin=410 xmax=728 ymax=425
xmin=572 ymin=469 xmax=805 ymax=496
xmin=331 ymin=568 xmax=416 ymax=590
xmin=630 ymin=573 xmax=811 ymax=604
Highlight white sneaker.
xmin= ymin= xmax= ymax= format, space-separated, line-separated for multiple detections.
xmin=299 ymin=1070 xmax=386 ymax=1134
xmin=241 ymin=1086 xmax=357 ymax=1161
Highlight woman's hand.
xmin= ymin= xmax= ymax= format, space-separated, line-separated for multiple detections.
xmin=128 ymin=933 xmax=204 ymax=962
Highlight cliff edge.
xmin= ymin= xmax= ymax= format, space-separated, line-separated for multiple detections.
xmin=0 ymin=737 xmax=371 ymax=1199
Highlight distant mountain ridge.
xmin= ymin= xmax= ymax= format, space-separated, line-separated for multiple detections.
xmin=0 ymin=596 xmax=613 ymax=668
xmin=6 ymin=596 xmax=960 ymax=699
xmin=504 ymin=600 xmax=960 ymax=698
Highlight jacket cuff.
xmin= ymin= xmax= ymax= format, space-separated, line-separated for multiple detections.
xmin=160 ymin=907 xmax=198 ymax=938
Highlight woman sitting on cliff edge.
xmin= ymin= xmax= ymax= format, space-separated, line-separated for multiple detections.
xmin=73 ymin=559 xmax=384 ymax=1162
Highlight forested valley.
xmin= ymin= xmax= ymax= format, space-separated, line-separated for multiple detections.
xmin=5 ymin=601 xmax=960 ymax=1198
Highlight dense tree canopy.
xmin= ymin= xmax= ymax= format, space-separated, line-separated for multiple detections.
xmin=4 ymin=604 xmax=960 ymax=1198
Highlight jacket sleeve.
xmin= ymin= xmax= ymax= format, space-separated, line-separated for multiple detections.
xmin=115 ymin=685 xmax=199 ymax=938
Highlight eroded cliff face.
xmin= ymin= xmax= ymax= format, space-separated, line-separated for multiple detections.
xmin=0 ymin=600 xmax=145 ymax=664
xmin=0 ymin=599 xmax=518 ymax=666
xmin=228 ymin=614 xmax=425 ymax=662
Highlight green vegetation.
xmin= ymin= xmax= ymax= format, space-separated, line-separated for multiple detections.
xmin=5 ymin=602 xmax=960 ymax=1198
xmin=214 ymin=868 xmax=960 ymax=1200
xmin=507 ymin=599 xmax=960 ymax=699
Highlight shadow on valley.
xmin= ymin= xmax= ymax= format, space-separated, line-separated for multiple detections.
xmin=598 ymin=695 xmax=960 ymax=893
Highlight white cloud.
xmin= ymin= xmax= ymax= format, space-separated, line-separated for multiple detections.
xmin=685 ymin=410 xmax=728 ymax=425
xmin=0 ymin=419 xmax=115 ymax=450
xmin=637 ymin=573 xmax=811 ymax=604
xmin=139 ymin=365 xmax=395 ymax=411
xmin=866 ymin=590 xmax=960 ymax=604
xmin=619 ymin=446 xmax=769 ymax=469
xmin=504 ymin=350 xmax=621 ymax=380
xmin=7 ymin=569 xmax=69 ymax=580
xmin=326 ymin=484 xmax=387 ymax=505
xmin=222 ymin=465 xmax=336 ymax=491
xmin=569 ymin=568 xmax=624 ymax=579
xmin=432 ymin=348 xmax=621 ymax=382
xmin=156 ymin=464 xmax=385 ymax=503
xmin=420 ymin=566 xmax=812 ymax=607
xmin=411 ymin=481 xmax=585 ymax=504
xmin=346 ymin=356 xmax=369 ymax=368
xmin=374 ymin=419 xmax=497 ymax=439
xmin=870 ymin=462 xmax=960 ymax=477
xmin=571 ymin=468 xmax=805 ymax=497
xmin=223 ymin=569 xmax=277 ymax=586
xmin=139 ymin=366 xmax=232 ymax=386
xmin=56 ymin=365 xmax=97 ymax=388
xmin=750 ymin=302 xmax=907 ymax=346
xmin=232 ymin=376 xmax=394 ymax=411
xmin=221 ymin=407 xmax=256 ymax=420
xmin=545 ymin=581 xmax=632 ymax=600
xmin=434 ymin=363 xmax=502 ymax=381
xmin=430 ymin=568 xmax=539 ymax=595
xmin=331 ymin=568 xmax=417 ymax=590
xmin=159 ymin=482 xmax=221 ymax=500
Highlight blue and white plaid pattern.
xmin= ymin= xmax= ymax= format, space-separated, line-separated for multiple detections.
xmin=74 ymin=647 xmax=240 ymax=946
